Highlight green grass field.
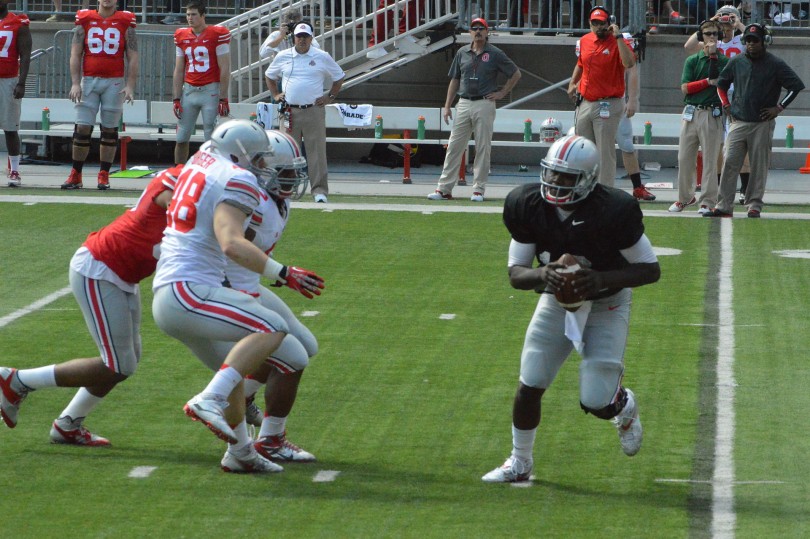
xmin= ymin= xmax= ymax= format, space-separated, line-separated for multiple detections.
xmin=1 ymin=199 xmax=809 ymax=538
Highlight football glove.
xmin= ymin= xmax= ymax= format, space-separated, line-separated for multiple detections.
xmin=218 ymin=98 xmax=230 ymax=117
xmin=173 ymin=98 xmax=183 ymax=119
xmin=282 ymin=266 xmax=325 ymax=299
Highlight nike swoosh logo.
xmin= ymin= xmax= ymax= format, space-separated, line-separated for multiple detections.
xmin=608 ymin=305 xmax=620 ymax=311
xmin=572 ymin=220 xmax=585 ymax=226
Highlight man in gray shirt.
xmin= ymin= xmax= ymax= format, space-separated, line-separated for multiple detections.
xmin=427 ymin=18 xmax=521 ymax=202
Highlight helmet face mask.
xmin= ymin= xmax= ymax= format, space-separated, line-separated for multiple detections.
xmin=209 ymin=119 xmax=281 ymax=196
xmin=265 ymin=129 xmax=309 ymax=199
xmin=541 ymin=117 xmax=563 ymax=143
xmin=539 ymin=135 xmax=600 ymax=206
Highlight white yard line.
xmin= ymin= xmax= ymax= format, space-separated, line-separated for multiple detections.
xmin=0 ymin=287 xmax=72 ymax=329
xmin=713 ymin=218 xmax=736 ymax=539
xmin=128 ymin=466 xmax=158 ymax=478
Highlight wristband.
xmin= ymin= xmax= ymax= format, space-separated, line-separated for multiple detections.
xmin=328 ymin=93 xmax=337 ymax=99
xmin=263 ymin=257 xmax=287 ymax=282
xmin=685 ymin=78 xmax=710 ymax=94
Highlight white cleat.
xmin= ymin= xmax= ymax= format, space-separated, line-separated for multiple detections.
xmin=613 ymin=388 xmax=643 ymax=456
xmin=183 ymin=393 xmax=237 ymax=444
xmin=482 ymin=455 xmax=533 ymax=483
xmin=245 ymin=395 xmax=263 ymax=428
xmin=221 ymin=444 xmax=284 ymax=473
xmin=255 ymin=431 xmax=316 ymax=462
xmin=0 ymin=367 xmax=29 ymax=428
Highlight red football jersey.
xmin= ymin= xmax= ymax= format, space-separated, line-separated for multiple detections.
xmin=76 ymin=9 xmax=137 ymax=78
xmin=174 ymin=25 xmax=231 ymax=87
xmin=83 ymin=167 xmax=180 ymax=284
xmin=0 ymin=12 xmax=30 ymax=78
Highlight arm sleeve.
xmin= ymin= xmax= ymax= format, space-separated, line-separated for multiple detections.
xmin=508 ymin=239 xmax=537 ymax=267
xmin=620 ymin=234 xmax=658 ymax=264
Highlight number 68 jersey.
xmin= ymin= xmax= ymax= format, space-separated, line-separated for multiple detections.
xmin=153 ymin=149 xmax=263 ymax=290
xmin=76 ymin=8 xmax=137 ymax=78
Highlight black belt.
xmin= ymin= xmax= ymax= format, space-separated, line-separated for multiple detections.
xmin=288 ymin=104 xmax=314 ymax=109
xmin=694 ymin=104 xmax=720 ymax=110
xmin=459 ymin=95 xmax=485 ymax=101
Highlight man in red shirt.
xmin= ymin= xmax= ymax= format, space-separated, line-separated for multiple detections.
xmin=567 ymin=6 xmax=635 ymax=187
xmin=171 ymin=1 xmax=231 ymax=165
xmin=0 ymin=1 xmax=31 ymax=187
xmin=1 ymin=167 xmax=179 ymax=446
xmin=61 ymin=0 xmax=139 ymax=191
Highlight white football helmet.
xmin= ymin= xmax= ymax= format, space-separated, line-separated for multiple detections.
xmin=541 ymin=117 xmax=563 ymax=142
xmin=265 ymin=129 xmax=308 ymax=199
xmin=540 ymin=135 xmax=600 ymax=206
xmin=209 ymin=119 xmax=278 ymax=194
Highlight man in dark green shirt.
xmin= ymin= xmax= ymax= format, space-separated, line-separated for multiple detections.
xmin=670 ymin=19 xmax=729 ymax=215
xmin=705 ymin=23 xmax=805 ymax=218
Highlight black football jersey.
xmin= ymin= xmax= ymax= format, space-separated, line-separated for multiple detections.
xmin=503 ymin=183 xmax=645 ymax=273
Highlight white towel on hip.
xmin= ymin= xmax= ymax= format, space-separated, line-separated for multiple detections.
xmin=564 ymin=301 xmax=592 ymax=354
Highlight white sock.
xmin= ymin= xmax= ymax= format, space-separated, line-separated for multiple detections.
xmin=58 ymin=388 xmax=103 ymax=422
xmin=244 ymin=376 xmax=262 ymax=399
xmin=259 ymin=415 xmax=287 ymax=438
xmin=202 ymin=366 xmax=243 ymax=399
xmin=9 ymin=155 xmax=20 ymax=172
xmin=228 ymin=420 xmax=252 ymax=451
xmin=511 ymin=425 xmax=537 ymax=461
xmin=16 ymin=366 xmax=57 ymax=389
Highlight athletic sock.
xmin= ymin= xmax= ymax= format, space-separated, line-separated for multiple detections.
xmin=202 ymin=365 xmax=243 ymax=399
xmin=228 ymin=420 xmax=252 ymax=451
xmin=629 ymin=172 xmax=642 ymax=189
xmin=511 ymin=425 xmax=537 ymax=461
xmin=58 ymin=387 xmax=104 ymax=421
xmin=259 ymin=415 xmax=287 ymax=439
xmin=244 ymin=376 xmax=262 ymax=399
xmin=72 ymin=161 xmax=85 ymax=173
xmin=16 ymin=365 xmax=57 ymax=389
xmin=9 ymin=155 xmax=20 ymax=172
xmin=100 ymin=161 xmax=112 ymax=173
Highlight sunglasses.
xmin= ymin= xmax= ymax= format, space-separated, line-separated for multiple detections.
xmin=470 ymin=26 xmax=487 ymax=31
xmin=702 ymin=31 xmax=719 ymax=36
xmin=294 ymin=33 xmax=311 ymax=38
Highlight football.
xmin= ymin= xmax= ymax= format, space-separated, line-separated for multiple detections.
xmin=554 ymin=254 xmax=585 ymax=312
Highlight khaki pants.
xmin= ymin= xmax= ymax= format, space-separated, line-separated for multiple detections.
xmin=287 ymin=106 xmax=329 ymax=196
xmin=676 ymin=109 xmax=723 ymax=208
xmin=436 ymin=98 xmax=496 ymax=195
xmin=717 ymin=119 xmax=774 ymax=213
xmin=575 ymin=97 xmax=623 ymax=187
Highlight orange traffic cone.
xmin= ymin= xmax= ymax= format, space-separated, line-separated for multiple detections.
xmin=800 ymin=144 xmax=810 ymax=174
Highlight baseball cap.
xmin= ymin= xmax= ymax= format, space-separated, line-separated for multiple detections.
xmin=470 ymin=17 xmax=488 ymax=29
xmin=590 ymin=8 xmax=609 ymax=22
xmin=743 ymin=23 xmax=766 ymax=41
xmin=293 ymin=23 xmax=313 ymax=36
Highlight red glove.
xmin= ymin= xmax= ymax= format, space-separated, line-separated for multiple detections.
xmin=218 ymin=98 xmax=230 ymax=117
xmin=173 ymin=98 xmax=182 ymax=119
xmin=282 ymin=266 xmax=325 ymax=299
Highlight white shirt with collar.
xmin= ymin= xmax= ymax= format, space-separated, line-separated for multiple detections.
xmin=265 ymin=47 xmax=345 ymax=106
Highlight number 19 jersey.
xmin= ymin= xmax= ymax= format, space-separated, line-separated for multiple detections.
xmin=175 ymin=25 xmax=231 ymax=87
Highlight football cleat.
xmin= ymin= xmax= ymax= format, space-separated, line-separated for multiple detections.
xmin=613 ymin=388 xmax=642 ymax=456
xmin=97 ymin=170 xmax=110 ymax=190
xmin=482 ymin=455 xmax=533 ymax=483
xmin=255 ymin=431 xmax=316 ymax=462
xmin=7 ymin=171 xmax=21 ymax=187
xmin=61 ymin=169 xmax=83 ymax=190
xmin=245 ymin=395 xmax=263 ymax=428
xmin=427 ymin=190 xmax=453 ymax=200
xmin=697 ymin=205 xmax=712 ymax=215
xmin=221 ymin=444 xmax=284 ymax=473
xmin=183 ymin=393 xmax=237 ymax=444
xmin=632 ymin=185 xmax=656 ymax=201
xmin=470 ymin=192 xmax=484 ymax=202
xmin=50 ymin=417 xmax=111 ymax=447
xmin=0 ymin=367 xmax=30 ymax=428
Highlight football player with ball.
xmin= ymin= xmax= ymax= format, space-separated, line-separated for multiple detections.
xmin=483 ymin=135 xmax=660 ymax=483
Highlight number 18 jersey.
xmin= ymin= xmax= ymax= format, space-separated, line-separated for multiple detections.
xmin=153 ymin=149 xmax=263 ymax=290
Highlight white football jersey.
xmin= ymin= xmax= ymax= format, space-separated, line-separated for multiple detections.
xmin=225 ymin=192 xmax=290 ymax=294
xmin=153 ymin=149 xmax=263 ymax=289
xmin=718 ymin=35 xmax=743 ymax=58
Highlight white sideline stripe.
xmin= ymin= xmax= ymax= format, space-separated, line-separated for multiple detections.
xmin=656 ymin=478 xmax=785 ymax=485
xmin=713 ymin=218 xmax=736 ymax=539
xmin=0 ymin=287 xmax=72 ymax=329
xmin=313 ymin=470 xmax=340 ymax=482
xmin=439 ymin=313 xmax=456 ymax=320
xmin=301 ymin=311 xmax=320 ymax=317
xmin=128 ymin=466 xmax=157 ymax=478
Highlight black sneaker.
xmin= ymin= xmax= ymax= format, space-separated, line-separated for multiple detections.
xmin=703 ymin=208 xmax=733 ymax=218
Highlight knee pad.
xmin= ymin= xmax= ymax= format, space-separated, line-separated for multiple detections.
xmin=100 ymin=127 xmax=119 ymax=148
xmin=580 ymin=388 xmax=627 ymax=420
xmin=73 ymin=125 xmax=93 ymax=148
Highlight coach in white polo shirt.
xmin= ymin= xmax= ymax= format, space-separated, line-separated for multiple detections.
xmin=265 ymin=23 xmax=345 ymax=203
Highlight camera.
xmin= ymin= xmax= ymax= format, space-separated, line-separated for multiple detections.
xmin=285 ymin=21 xmax=297 ymax=33
xmin=718 ymin=15 xmax=731 ymax=23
